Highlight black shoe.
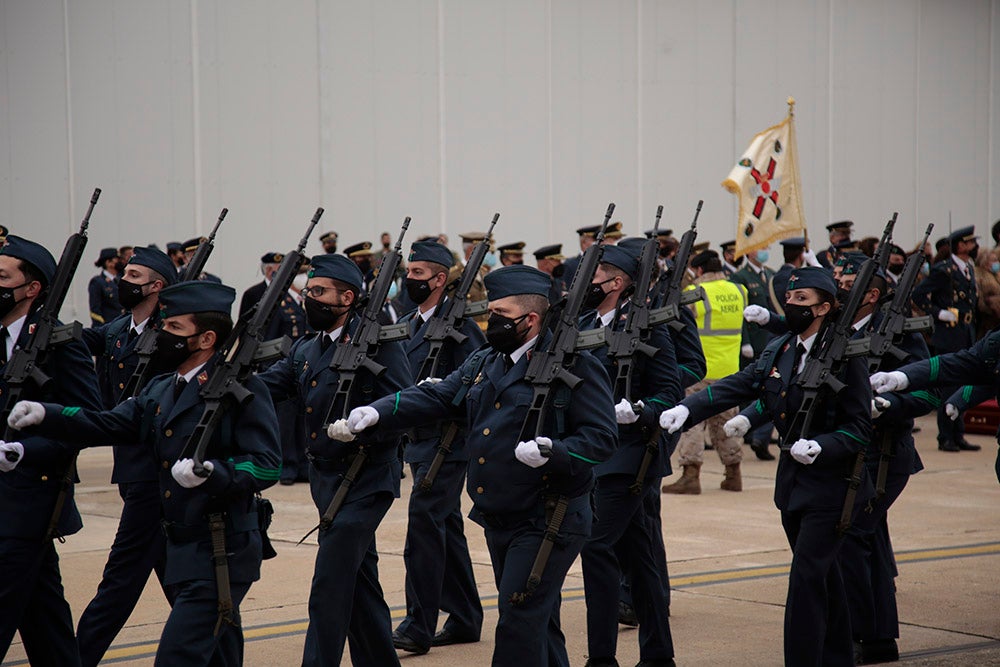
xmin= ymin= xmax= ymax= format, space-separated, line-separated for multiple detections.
xmin=938 ymin=440 xmax=960 ymax=452
xmin=618 ymin=600 xmax=638 ymax=627
xmin=956 ymin=439 xmax=981 ymax=451
xmin=279 ymin=478 xmax=295 ymax=486
xmin=584 ymin=659 xmax=619 ymax=667
xmin=635 ymin=660 xmax=676 ymax=667
xmin=392 ymin=629 xmax=429 ymax=655
xmin=751 ymin=440 xmax=775 ymax=461
xmin=858 ymin=638 xmax=899 ymax=663
xmin=431 ymin=627 xmax=479 ymax=647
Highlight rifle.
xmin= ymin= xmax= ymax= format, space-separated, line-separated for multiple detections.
xmin=509 ymin=202 xmax=614 ymax=605
xmin=120 ymin=207 xmax=229 ymax=401
xmin=2 ymin=187 xmax=101 ymax=540
xmin=651 ymin=200 xmax=704 ymax=328
xmin=300 ymin=216 xmax=410 ymax=543
xmin=417 ymin=214 xmax=498 ymax=492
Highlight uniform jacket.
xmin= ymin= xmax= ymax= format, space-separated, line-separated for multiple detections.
xmin=911 ymin=257 xmax=977 ymax=351
xmin=730 ymin=263 xmax=776 ymax=355
xmin=901 ymin=328 xmax=1000 ymax=400
xmin=239 ymin=280 xmax=267 ymax=319
xmin=88 ymin=272 xmax=123 ymax=325
xmin=262 ymin=292 xmax=311 ymax=343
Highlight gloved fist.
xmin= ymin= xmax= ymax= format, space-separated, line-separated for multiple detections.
xmin=724 ymin=415 xmax=751 ymax=438
xmin=945 ymin=403 xmax=960 ymax=421
xmin=937 ymin=309 xmax=958 ymax=323
xmin=789 ymin=439 xmax=822 ymax=465
xmin=741 ymin=344 xmax=754 ymax=358
xmin=615 ymin=399 xmax=642 ymax=425
xmin=743 ymin=305 xmax=770 ymax=325
xmin=802 ymin=249 xmax=821 ymax=267
xmin=515 ymin=437 xmax=551 ymax=468
xmin=870 ymin=371 xmax=909 ymax=394
xmin=327 ymin=406 xmax=380 ymax=441
xmin=418 ymin=377 xmax=442 ymax=387
xmin=871 ymin=396 xmax=891 ymax=419
xmin=171 ymin=458 xmax=213 ymax=488
xmin=8 ymin=401 xmax=45 ymax=430
xmin=659 ymin=405 xmax=690 ymax=433
xmin=0 ymin=441 xmax=24 ymax=472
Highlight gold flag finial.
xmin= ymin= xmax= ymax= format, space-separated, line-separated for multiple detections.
xmin=787 ymin=96 xmax=796 ymax=116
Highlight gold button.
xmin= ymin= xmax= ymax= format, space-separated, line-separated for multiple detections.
xmin=165 ymin=429 xmax=173 ymax=437
xmin=483 ymin=428 xmax=490 ymax=436
xmin=311 ymin=432 xmax=317 ymax=440
xmin=476 ymin=486 xmax=484 ymax=494
xmin=494 ymin=402 xmax=501 ymax=409
xmin=162 ymin=460 xmax=169 ymax=469
xmin=40 ymin=475 xmax=48 ymax=482
xmin=311 ymin=380 xmax=318 ymax=387
xmin=478 ymin=457 xmax=486 ymax=464
xmin=306 ymin=406 xmax=313 ymax=414
xmin=164 ymin=490 xmax=171 ymax=498
xmin=780 ymin=391 xmax=786 ymax=397
xmin=542 ymin=474 xmax=549 ymax=481
xmin=118 ymin=383 xmax=125 ymax=389
xmin=118 ymin=362 xmax=125 ymax=369
xmin=780 ymin=413 xmax=786 ymax=419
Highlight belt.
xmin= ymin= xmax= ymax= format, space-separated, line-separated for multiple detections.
xmin=306 ymin=451 xmax=355 ymax=471
xmin=475 ymin=493 xmax=590 ymax=529
xmin=161 ymin=512 xmax=258 ymax=543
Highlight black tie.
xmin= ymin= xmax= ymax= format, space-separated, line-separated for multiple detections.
xmin=321 ymin=335 xmax=332 ymax=353
xmin=0 ymin=327 xmax=7 ymax=365
xmin=503 ymin=354 xmax=514 ymax=373
xmin=173 ymin=377 xmax=187 ymax=401
xmin=792 ymin=343 xmax=806 ymax=376
xmin=127 ymin=328 xmax=139 ymax=342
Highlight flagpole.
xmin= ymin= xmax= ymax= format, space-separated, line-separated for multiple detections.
xmin=788 ymin=96 xmax=807 ymax=248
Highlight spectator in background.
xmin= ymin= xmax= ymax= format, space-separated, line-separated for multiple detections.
xmin=166 ymin=242 xmax=185 ymax=272
xmin=974 ymin=247 xmax=1000 ymax=338
xmin=89 ymin=247 xmax=124 ymax=326
xmin=319 ymin=231 xmax=338 ymax=254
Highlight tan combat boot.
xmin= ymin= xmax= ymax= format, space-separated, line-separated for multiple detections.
xmin=720 ymin=462 xmax=742 ymax=491
xmin=662 ymin=463 xmax=701 ymax=495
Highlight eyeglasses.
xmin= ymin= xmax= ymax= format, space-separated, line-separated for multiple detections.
xmin=301 ymin=285 xmax=340 ymax=299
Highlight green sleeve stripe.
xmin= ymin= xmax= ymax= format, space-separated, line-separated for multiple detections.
xmin=836 ymin=429 xmax=866 ymax=444
xmin=961 ymin=385 xmax=973 ymax=403
xmin=568 ymin=451 xmax=601 ymax=465
xmin=679 ymin=365 xmax=702 ymax=380
xmin=61 ymin=406 xmax=81 ymax=417
xmin=233 ymin=461 xmax=282 ymax=480
xmin=928 ymin=356 xmax=940 ymax=382
xmin=645 ymin=397 xmax=672 ymax=408
xmin=911 ymin=390 xmax=941 ymax=408
xmin=754 ymin=399 xmax=763 ymax=414
xmin=393 ymin=391 xmax=401 ymax=415
xmin=706 ymin=385 xmax=714 ymax=404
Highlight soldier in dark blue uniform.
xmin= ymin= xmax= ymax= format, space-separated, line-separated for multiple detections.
xmin=8 ymin=279 xmax=280 ymax=666
xmin=75 ymin=245 xmax=179 ymax=667
xmin=816 ymin=220 xmax=854 ymax=269
xmin=562 ymin=222 xmax=623 ymax=284
xmin=329 ymin=264 xmax=617 ymax=667
xmin=533 ymin=243 xmax=567 ymax=303
xmin=497 ymin=241 xmax=526 ymax=266
xmin=578 ymin=245 xmax=680 ymax=667
xmin=390 ymin=240 xmax=485 ymax=654
xmin=181 ymin=237 xmax=222 ymax=283
xmin=257 ymin=253 xmax=409 ymax=667
xmin=720 ymin=239 xmax=741 ymax=277
xmin=911 ymin=225 xmax=980 ymax=452
xmin=238 ymin=252 xmax=283 ymax=318
xmin=89 ymin=246 xmax=124 ymax=325
xmin=0 ymin=236 xmax=103 ymax=666
xmin=659 ymin=266 xmax=872 ymax=667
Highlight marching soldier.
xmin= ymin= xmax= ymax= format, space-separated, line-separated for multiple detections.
xmin=390 ymin=240 xmax=485 ymax=654
xmin=329 ymin=265 xmax=617 ymax=667
xmin=181 ymin=238 xmax=222 ymax=283
xmin=257 ymin=253 xmax=410 ymax=666
xmin=817 ymin=220 xmax=854 ymax=268
xmin=563 ymin=221 xmax=623 ymax=282
xmin=89 ymin=247 xmax=124 ymax=325
xmin=578 ymin=245 xmax=680 ymax=667
xmin=166 ymin=241 xmax=185 ymax=272
xmin=75 ymin=246 xmax=179 ymax=666
xmin=497 ymin=241 xmax=526 ymax=266
xmin=533 ymin=243 xmax=566 ymax=303
xmin=239 ymin=252 xmax=283 ymax=318
xmin=911 ymin=225 xmax=980 ymax=451
xmin=0 ymin=236 xmax=103 ymax=666
xmin=449 ymin=232 xmax=490 ymax=327
xmin=8 ymin=280 xmax=281 ymax=665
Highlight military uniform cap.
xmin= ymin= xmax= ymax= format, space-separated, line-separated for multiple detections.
xmin=484 ymin=265 xmax=551 ymax=299
xmin=826 ymin=220 xmax=854 ymax=232
xmin=992 ymin=219 xmax=1000 ymax=244
xmin=644 ymin=227 xmax=673 ymax=239
xmin=779 ymin=237 xmax=807 ymax=248
xmin=159 ymin=281 xmax=236 ymax=318
xmin=309 ymin=253 xmax=364 ymax=292
xmin=0 ymin=225 xmax=9 ymax=241
xmin=319 ymin=231 xmax=338 ymax=242
xmin=720 ymin=240 xmax=737 ymax=252
xmin=129 ymin=246 xmax=178 ymax=285
xmin=95 ymin=247 xmax=118 ymax=267
xmin=575 ymin=224 xmax=601 ymax=237
xmin=408 ymin=240 xmax=454 ymax=268
xmin=834 ymin=239 xmax=859 ymax=251
xmin=0 ymin=235 xmax=57 ymax=286
xmin=603 ymin=222 xmax=624 ymax=239
xmin=690 ymin=249 xmax=719 ymax=269
xmin=182 ymin=237 xmax=207 ymax=253
xmin=533 ymin=244 xmax=564 ymax=260
xmin=692 ymin=241 xmax=710 ymax=254
xmin=617 ymin=237 xmax=646 ymax=257
xmin=600 ymin=245 xmax=639 ymax=279
xmin=787 ymin=266 xmax=836 ymax=295
xmin=497 ymin=241 xmax=526 ymax=256
xmin=459 ymin=231 xmax=487 ymax=242
xmin=260 ymin=252 xmax=284 ymax=264
xmin=947 ymin=226 xmax=977 ymax=245
xmin=888 ymin=243 xmax=906 ymax=257
xmin=343 ymin=241 xmax=373 ymax=257
xmin=838 ymin=252 xmax=884 ymax=278
xmin=416 ymin=235 xmax=439 ymax=243
xmin=166 ymin=241 xmax=183 ymax=253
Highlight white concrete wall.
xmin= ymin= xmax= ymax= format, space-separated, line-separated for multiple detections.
xmin=0 ymin=0 xmax=997 ymax=319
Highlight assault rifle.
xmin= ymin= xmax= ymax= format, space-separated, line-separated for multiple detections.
xmin=417 ymin=214 xmax=498 ymax=492
xmin=300 ymin=217 xmax=410 ymax=543
xmin=651 ymin=200 xmax=704 ymax=327
xmin=182 ymin=208 xmax=228 ymax=281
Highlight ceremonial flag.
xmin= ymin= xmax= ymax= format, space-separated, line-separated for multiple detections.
xmin=723 ymin=98 xmax=807 ymax=258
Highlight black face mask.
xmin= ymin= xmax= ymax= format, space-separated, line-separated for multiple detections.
xmin=114 ymin=260 xmax=127 ymax=274
xmin=551 ymin=264 xmax=565 ymax=279
xmin=404 ymin=277 xmax=434 ymax=305
xmin=326 ymin=245 xmax=338 ymax=254
xmin=888 ymin=262 xmax=904 ymax=274
xmin=118 ymin=278 xmax=153 ymax=310
xmin=0 ymin=283 xmax=28 ymax=320
xmin=510 ymin=260 xmax=524 ymax=266
xmin=583 ymin=278 xmax=614 ymax=310
xmin=658 ymin=246 xmax=671 ymax=258
xmin=835 ymin=287 xmax=851 ymax=306
xmin=357 ymin=258 xmax=372 ymax=274
xmin=784 ymin=303 xmax=818 ymax=335
xmin=733 ymin=256 xmax=744 ymax=267
xmin=486 ymin=312 xmax=529 ymax=354
xmin=304 ymin=296 xmax=348 ymax=331
xmin=382 ymin=242 xmax=391 ymax=249
xmin=969 ymin=245 xmax=980 ymax=260
xmin=153 ymin=329 xmax=200 ymax=369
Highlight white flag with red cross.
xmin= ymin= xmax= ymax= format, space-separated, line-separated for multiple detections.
xmin=722 ymin=98 xmax=807 ymax=259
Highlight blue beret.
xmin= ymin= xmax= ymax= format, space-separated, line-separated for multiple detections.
xmin=484 ymin=265 xmax=551 ymax=300
xmin=837 ymin=252 xmax=885 ymax=279
xmin=408 ymin=240 xmax=454 ymax=268
xmin=129 ymin=246 xmax=178 ymax=285
xmin=948 ymin=225 xmax=977 ymax=245
xmin=166 ymin=242 xmax=183 ymax=252
xmin=158 ymin=281 xmax=235 ymax=319
xmin=95 ymin=247 xmax=118 ymax=267
xmin=0 ymin=235 xmax=57 ymax=286
xmin=780 ymin=237 xmax=807 ymax=247
xmin=260 ymin=252 xmax=284 ymax=264
xmin=786 ymin=266 xmax=836 ymax=295
xmin=308 ymin=253 xmax=364 ymax=292
xmin=600 ymin=245 xmax=639 ymax=279
xmin=617 ymin=237 xmax=646 ymax=257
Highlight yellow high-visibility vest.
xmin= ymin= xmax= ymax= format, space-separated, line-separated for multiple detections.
xmin=687 ymin=279 xmax=747 ymax=380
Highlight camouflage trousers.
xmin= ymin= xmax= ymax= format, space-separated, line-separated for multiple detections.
xmin=676 ymin=379 xmax=743 ymax=466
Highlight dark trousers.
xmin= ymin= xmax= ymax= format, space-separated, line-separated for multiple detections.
xmin=155 ymin=579 xmax=250 ymax=667
xmin=302 ymin=488 xmax=399 ymax=667
xmin=482 ymin=508 xmax=589 ymax=667
xmin=621 ymin=481 xmax=671 ymax=609
xmin=396 ymin=460 xmax=483 ymax=647
xmin=936 ymin=383 xmax=966 ymax=445
xmin=277 ymin=398 xmax=307 ymax=482
xmin=0 ymin=537 xmax=80 ymax=666
xmin=77 ymin=481 xmax=172 ymax=667
xmin=780 ymin=508 xmax=854 ymax=667
xmin=583 ymin=475 xmax=673 ymax=661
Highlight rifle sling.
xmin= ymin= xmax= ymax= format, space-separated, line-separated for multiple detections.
xmin=509 ymin=494 xmax=569 ymax=606
xmin=630 ymin=427 xmax=661 ymax=495
xmin=208 ymin=512 xmax=236 ymax=636
xmin=837 ymin=451 xmax=866 ymax=537
xmin=45 ymin=454 xmax=78 ymax=543
xmin=418 ymin=422 xmax=459 ymax=492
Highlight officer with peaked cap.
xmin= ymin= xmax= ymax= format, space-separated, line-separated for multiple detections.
xmin=257 ymin=253 xmax=410 ymax=666
xmin=447 ymin=232 xmax=491 ymax=327
xmin=563 ymin=222 xmax=622 ymax=285
xmin=719 ymin=240 xmax=741 ymax=277
xmin=329 ymin=264 xmax=616 ymax=667
xmin=533 ymin=243 xmax=566 ymax=302
xmin=181 ymin=237 xmax=222 ymax=283
xmin=497 ymin=241 xmax=526 ymax=266
xmin=391 ymin=240 xmax=485 ymax=655
xmin=89 ymin=247 xmax=124 ymax=325
xmin=0 ymin=236 xmax=102 ymax=666
xmin=74 ymin=245 xmax=179 ymax=666
xmin=319 ymin=230 xmax=338 ymax=254
xmin=817 ymin=220 xmax=854 ymax=268
xmin=9 ymin=279 xmax=281 ymax=665
xmin=239 ymin=252 xmax=284 ymax=318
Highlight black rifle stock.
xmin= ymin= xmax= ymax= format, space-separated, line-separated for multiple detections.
xmin=182 ymin=207 xmax=228 ymax=281
xmin=653 ymin=201 xmax=703 ymax=329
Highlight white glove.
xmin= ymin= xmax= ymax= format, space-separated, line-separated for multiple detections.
xmin=802 ymin=249 xmax=822 ymax=267
xmin=937 ymin=309 xmax=958 ymax=323
xmin=327 ymin=406 xmax=380 ymax=441
xmin=743 ymin=305 xmax=770 ymax=325
xmin=615 ymin=399 xmax=642 ymax=425
xmin=8 ymin=401 xmax=45 ymax=430
xmin=659 ymin=405 xmax=690 ymax=433
xmin=740 ymin=344 xmax=754 ymax=358
xmin=870 ymin=371 xmax=909 ymax=394
xmin=724 ymin=415 xmax=751 ymax=438
xmin=789 ymin=439 xmax=822 ymax=465
xmin=0 ymin=441 xmax=24 ymax=472
xmin=418 ymin=377 xmax=442 ymax=387
xmin=945 ymin=403 xmax=960 ymax=421
xmin=871 ymin=396 xmax=891 ymax=419
xmin=515 ymin=437 xmax=551 ymax=468
xmin=171 ymin=458 xmax=213 ymax=488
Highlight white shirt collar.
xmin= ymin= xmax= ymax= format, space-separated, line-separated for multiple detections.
xmin=853 ymin=313 xmax=873 ymax=332
xmin=4 ymin=314 xmax=26 ymax=357
xmin=951 ymin=254 xmax=971 ymax=274
xmin=178 ymin=361 xmax=207 ymax=384
xmin=723 ymin=260 xmax=740 ymax=274
xmin=509 ymin=334 xmax=540 ymax=365
xmin=325 ymin=325 xmax=344 ymax=346
xmin=417 ymin=303 xmax=436 ymax=322
xmin=596 ymin=308 xmax=616 ymax=327
xmin=795 ymin=332 xmax=818 ymax=373
xmin=130 ymin=315 xmax=150 ymax=335
xmin=102 ymin=269 xmax=115 ymax=280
